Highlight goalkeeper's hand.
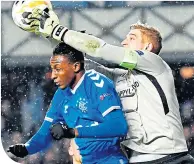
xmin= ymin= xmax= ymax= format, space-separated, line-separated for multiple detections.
xmin=7 ymin=144 xmax=28 ymax=158
xmin=29 ymin=7 xmax=68 ymax=41
xmin=50 ymin=122 xmax=75 ymax=140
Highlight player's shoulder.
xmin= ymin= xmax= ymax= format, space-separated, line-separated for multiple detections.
xmin=54 ymin=88 xmax=65 ymax=96
xmin=52 ymin=88 xmax=61 ymax=99
xmin=135 ymin=50 xmax=169 ymax=71
xmin=47 ymin=89 xmax=65 ymax=113
xmin=137 ymin=50 xmax=164 ymax=61
xmin=85 ymin=69 xmax=114 ymax=89
xmin=52 ymin=88 xmax=69 ymax=102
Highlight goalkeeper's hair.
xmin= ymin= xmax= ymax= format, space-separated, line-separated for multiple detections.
xmin=130 ymin=22 xmax=162 ymax=55
xmin=53 ymin=42 xmax=84 ymax=70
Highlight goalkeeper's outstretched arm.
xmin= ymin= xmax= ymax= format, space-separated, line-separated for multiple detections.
xmin=30 ymin=8 xmax=138 ymax=70
xmin=30 ymin=7 xmax=165 ymax=73
xmin=63 ymin=30 xmax=137 ymax=70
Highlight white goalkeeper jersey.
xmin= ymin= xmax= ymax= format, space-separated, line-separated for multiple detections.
xmin=64 ymin=30 xmax=188 ymax=161
xmin=85 ymin=51 xmax=187 ymax=155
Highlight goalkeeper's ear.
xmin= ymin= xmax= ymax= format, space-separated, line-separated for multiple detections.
xmin=144 ymin=43 xmax=153 ymax=52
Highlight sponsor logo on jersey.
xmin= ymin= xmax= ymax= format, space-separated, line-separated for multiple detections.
xmin=117 ymin=81 xmax=139 ymax=98
xmin=99 ymin=93 xmax=111 ymax=100
xmin=117 ymin=88 xmax=135 ymax=98
xmin=87 ymin=70 xmax=105 ymax=88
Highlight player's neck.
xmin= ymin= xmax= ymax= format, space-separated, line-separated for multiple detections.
xmin=70 ymin=70 xmax=85 ymax=89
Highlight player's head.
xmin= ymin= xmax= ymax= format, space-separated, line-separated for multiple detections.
xmin=121 ymin=22 xmax=162 ymax=54
xmin=50 ymin=42 xmax=85 ymax=89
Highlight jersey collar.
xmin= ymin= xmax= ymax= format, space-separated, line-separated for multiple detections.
xmin=70 ymin=73 xmax=86 ymax=94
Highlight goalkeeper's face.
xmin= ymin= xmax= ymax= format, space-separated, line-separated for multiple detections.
xmin=50 ymin=55 xmax=76 ymax=89
xmin=121 ymin=29 xmax=149 ymax=51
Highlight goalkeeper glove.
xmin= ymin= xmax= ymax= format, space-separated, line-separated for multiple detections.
xmin=20 ymin=11 xmax=40 ymax=33
xmin=7 ymin=144 xmax=28 ymax=158
xmin=50 ymin=122 xmax=75 ymax=140
xmin=29 ymin=7 xmax=67 ymax=41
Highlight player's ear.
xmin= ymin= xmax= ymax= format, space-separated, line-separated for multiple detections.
xmin=144 ymin=43 xmax=153 ymax=52
xmin=73 ymin=62 xmax=81 ymax=73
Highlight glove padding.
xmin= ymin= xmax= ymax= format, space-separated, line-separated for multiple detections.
xmin=19 ymin=5 xmax=49 ymax=33
xmin=19 ymin=11 xmax=40 ymax=32
xmin=28 ymin=7 xmax=67 ymax=41
xmin=7 ymin=144 xmax=28 ymax=158
xmin=50 ymin=122 xmax=75 ymax=140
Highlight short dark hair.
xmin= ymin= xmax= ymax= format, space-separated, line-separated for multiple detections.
xmin=53 ymin=42 xmax=84 ymax=70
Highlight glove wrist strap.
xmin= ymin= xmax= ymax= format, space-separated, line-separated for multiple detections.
xmin=59 ymin=122 xmax=75 ymax=138
xmin=52 ymin=25 xmax=68 ymax=42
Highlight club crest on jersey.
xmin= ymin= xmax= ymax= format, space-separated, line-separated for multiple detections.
xmin=76 ymin=98 xmax=88 ymax=113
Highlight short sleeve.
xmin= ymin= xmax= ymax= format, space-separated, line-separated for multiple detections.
xmin=91 ymin=78 xmax=122 ymax=117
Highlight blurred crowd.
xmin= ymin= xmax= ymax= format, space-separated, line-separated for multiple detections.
xmin=1 ymin=62 xmax=194 ymax=163
xmin=1 ymin=66 xmax=72 ymax=163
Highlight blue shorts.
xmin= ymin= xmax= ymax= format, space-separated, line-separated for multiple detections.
xmin=96 ymin=154 xmax=128 ymax=164
xmin=82 ymin=151 xmax=128 ymax=164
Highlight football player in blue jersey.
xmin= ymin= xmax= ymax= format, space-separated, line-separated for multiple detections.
xmin=8 ymin=42 xmax=128 ymax=164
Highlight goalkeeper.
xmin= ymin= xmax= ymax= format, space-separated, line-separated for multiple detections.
xmin=26 ymin=6 xmax=194 ymax=164
xmin=8 ymin=42 xmax=128 ymax=164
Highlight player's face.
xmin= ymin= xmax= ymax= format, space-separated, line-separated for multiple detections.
xmin=121 ymin=29 xmax=147 ymax=50
xmin=50 ymin=55 xmax=75 ymax=89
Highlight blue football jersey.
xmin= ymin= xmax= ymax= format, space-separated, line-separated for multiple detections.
xmin=25 ymin=70 xmax=126 ymax=162
xmin=60 ymin=70 xmax=123 ymax=158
